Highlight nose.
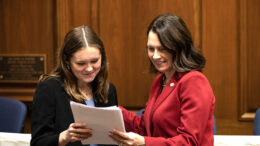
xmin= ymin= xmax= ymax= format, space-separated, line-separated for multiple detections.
xmin=153 ymin=49 xmax=160 ymax=59
xmin=85 ymin=64 xmax=93 ymax=72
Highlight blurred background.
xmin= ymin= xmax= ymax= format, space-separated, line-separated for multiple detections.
xmin=0 ymin=0 xmax=259 ymax=135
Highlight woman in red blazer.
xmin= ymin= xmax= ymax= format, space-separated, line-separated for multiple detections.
xmin=109 ymin=14 xmax=215 ymax=146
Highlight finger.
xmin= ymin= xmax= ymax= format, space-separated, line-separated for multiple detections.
xmin=109 ymin=131 xmax=133 ymax=145
xmin=70 ymin=135 xmax=89 ymax=142
xmin=109 ymin=132 xmax=125 ymax=145
xmin=68 ymin=123 xmax=92 ymax=134
xmin=112 ymin=129 xmax=131 ymax=140
xmin=70 ymin=122 xmax=87 ymax=128
xmin=71 ymin=132 xmax=92 ymax=139
xmin=69 ymin=127 xmax=92 ymax=134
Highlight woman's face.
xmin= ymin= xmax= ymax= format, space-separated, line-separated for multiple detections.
xmin=70 ymin=47 xmax=102 ymax=85
xmin=147 ymin=31 xmax=174 ymax=74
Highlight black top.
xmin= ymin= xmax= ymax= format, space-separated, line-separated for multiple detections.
xmin=31 ymin=78 xmax=118 ymax=146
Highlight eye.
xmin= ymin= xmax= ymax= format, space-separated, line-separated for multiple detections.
xmin=91 ymin=59 xmax=99 ymax=64
xmin=76 ymin=62 xmax=85 ymax=66
xmin=158 ymin=46 xmax=167 ymax=52
xmin=147 ymin=46 xmax=155 ymax=52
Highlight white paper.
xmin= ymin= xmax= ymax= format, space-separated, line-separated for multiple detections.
xmin=70 ymin=101 xmax=125 ymax=145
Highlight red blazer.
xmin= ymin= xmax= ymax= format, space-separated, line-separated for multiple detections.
xmin=120 ymin=71 xmax=215 ymax=146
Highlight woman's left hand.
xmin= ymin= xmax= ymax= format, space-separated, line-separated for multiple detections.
xmin=109 ymin=129 xmax=145 ymax=146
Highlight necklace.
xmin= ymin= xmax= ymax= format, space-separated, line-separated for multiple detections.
xmin=162 ymin=74 xmax=171 ymax=87
xmin=162 ymin=75 xmax=167 ymax=87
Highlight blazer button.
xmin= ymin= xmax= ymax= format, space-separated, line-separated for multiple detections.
xmin=170 ymin=82 xmax=174 ymax=87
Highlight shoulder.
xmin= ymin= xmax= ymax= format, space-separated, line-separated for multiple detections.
xmin=38 ymin=77 xmax=63 ymax=88
xmin=33 ymin=78 xmax=65 ymax=105
xmin=179 ymin=71 xmax=208 ymax=82
xmin=36 ymin=77 xmax=64 ymax=94
xmin=177 ymin=71 xmax=213 ymax=92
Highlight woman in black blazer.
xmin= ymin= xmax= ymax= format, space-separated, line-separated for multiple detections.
xmin=31 ymin=25 xmax=118 ymax=146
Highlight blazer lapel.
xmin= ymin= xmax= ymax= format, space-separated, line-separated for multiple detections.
xmin=145 ymin=74 xmax=162 ymax=136
xmin=151 ymin=72 xmax=186 ymax=113
xmin=145 ymin=72 xmax=185 ymax=136
xmin=151 ymin=77 xmax=177 ymax=114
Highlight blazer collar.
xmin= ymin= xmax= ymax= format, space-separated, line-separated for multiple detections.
xmin=150 ymin=72 xmax=186 ymax=114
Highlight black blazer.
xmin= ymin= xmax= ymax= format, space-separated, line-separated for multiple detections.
xmin=31 ymin=78 xmax=118 ymax=146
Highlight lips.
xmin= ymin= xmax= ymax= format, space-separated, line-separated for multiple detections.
xmin=154 ymin=60 xmax=166 ymax=66
xmin=82 ymin=72 xmax=95 ymax=77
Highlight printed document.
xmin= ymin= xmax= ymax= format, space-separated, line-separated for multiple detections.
xmin=70 ymin=101 xmax=125 ymax=145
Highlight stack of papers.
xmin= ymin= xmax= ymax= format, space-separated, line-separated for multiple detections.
xmin=70 ymin=101 xmax=125 ymax=145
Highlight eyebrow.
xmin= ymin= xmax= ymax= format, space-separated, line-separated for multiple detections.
xmin=146 ymin=44 xmax=162 ymax=48
xmin=74 ymin=57 xmax=101 ymax=62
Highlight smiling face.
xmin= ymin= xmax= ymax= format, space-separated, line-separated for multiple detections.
xmin=147 ymin=31 xmax=174 ymax=74
xmin=70 ymin=46 xmax=101 ymax=85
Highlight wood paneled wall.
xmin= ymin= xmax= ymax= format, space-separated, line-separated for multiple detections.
xmin=98 ymin=0 xmax=200 ymax=107
xmin=240 ymin=0 xmax=260 ymax=118
xmin=0 ymin=0 xmax=259 ymax=135
xmin=201 ymin=0 xmax=259 ymax=134
xmin=0 ymin=0 xmax=56 ymax=101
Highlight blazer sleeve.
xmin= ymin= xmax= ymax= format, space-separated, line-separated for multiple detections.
xmin=30 ymin=80 xmax=60 ymax=146
xmin=119 ymin=106 xmax=147 ymax=136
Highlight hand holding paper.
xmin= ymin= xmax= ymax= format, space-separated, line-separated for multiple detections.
xmin=59 ymin=122 xmax=92 ymax=145
xmin=70 ymin=101 xmax=125 ymax=145
xmin=109 ymin=129 xmax=145 ymax=146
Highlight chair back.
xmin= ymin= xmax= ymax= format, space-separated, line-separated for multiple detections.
xmin=0 ymin=97 xmax=27 ymax=133
xmin=213 ymin=115 xmax=217 ymax=135
xmin=136 ymin=108 xmax=145 ymax=116
xmin=254 ymin=108 xmax=260 ymax=135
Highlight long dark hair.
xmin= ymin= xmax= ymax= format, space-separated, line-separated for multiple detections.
xmin=147 ymin=14 xmax=205 ymax=73
xmin=40 ymin=25 xmax=109 ymax=103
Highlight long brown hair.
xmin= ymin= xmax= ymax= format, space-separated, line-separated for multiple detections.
xmin=40 ymin=25 xmax=109 ymax=103
xmin=147 ymin=14 xmax=205 ymax=73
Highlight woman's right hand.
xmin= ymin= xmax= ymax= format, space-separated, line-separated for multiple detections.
xmin=59 ymin=122 xmax=92 ymax=146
